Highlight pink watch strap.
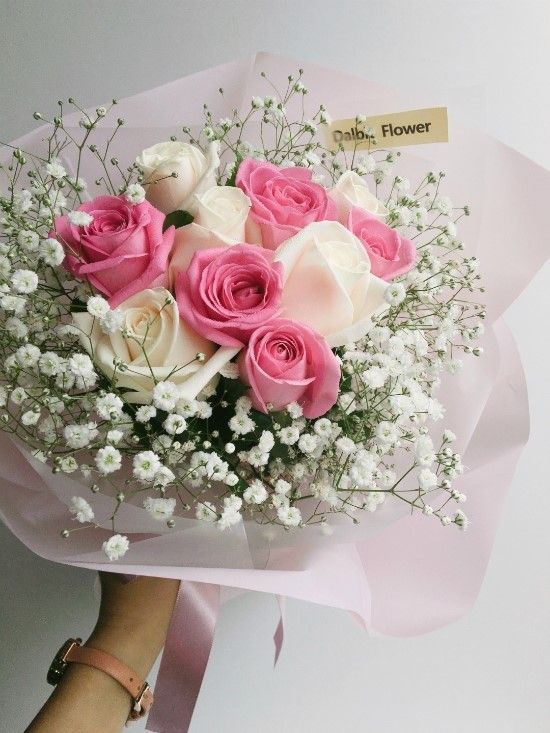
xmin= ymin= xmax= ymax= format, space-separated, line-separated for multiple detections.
xmin=63 ymin=640 xmax=154 ymax=721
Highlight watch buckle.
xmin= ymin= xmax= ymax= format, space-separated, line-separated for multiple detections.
xmin=133 ymin=682 xmax=151 ymax=715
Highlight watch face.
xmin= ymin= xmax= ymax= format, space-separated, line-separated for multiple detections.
xmin=47 ymin=639 xmax=78 ymax=686
xmin=46 ymin=657 xmax=67 ymax=685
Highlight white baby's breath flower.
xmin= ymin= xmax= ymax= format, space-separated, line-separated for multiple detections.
xmin=16 ymin=344 xmax=41 ymax=367
xmin=21 ymin=410 xmax=40 ymax=426
xmin=338 ymin=391 xmax=357 ymax=412
xmin=287 ymin=402 xmax=303 ymax=419
xmin=87 ymin=295 xmax=110 ymax=319
xmin=144 ymin=496 xmax=176 ymax=520
xmin=5 ymin=317 xmax=28 ymax=339
xmin=13 ymin=189 xmax=33 ymax=213
xmin=69 ymin=496 xmax=94 ymax=523
xmin=376 ymin=421 xmax=399 ymax=445
xmin=336 ymin=436 xmax=356 ymax=455
xmin=68 ymin=210 xmax=93 ymax=227
xmin=271 ymin=494 xmax=288 ymax=509
xmin=235 ymin=395 xmax=252 ymax=413
xmin=274 ymin=479 xmax=292 ymax=495
xmin=224 ymin=472 xmax=239 ymax=487
xmin=45 ymin=159 xmax=67 ymax=179
xmin=418 ymin=468 xmax=438 ymax=490
xmin=217 ymin=495 xmax=243 ymax=530
xmin=95 ymin=445 xmax=122 ymax=474
xmin=0 ymin=254 xmax=11 ymax=278
xmin=434 ymin=195 xmax=453 ymax=215
xmin=1 ymin=293 xmax=26 ymax=314
xmin=96 ymin=393 xmax=124 ymax=420
xmin=106 ymin=429 xmax=124 ymax=445
xmin=64 ymin=423 xmax=98 ymax=449
xmin=17 ymin=230 xmax=40 ymax=252
xmin=175 ymin=398 xmax=198 ymax=418
xmin=133 ymin=451 xmax=162 ymax=481
xmin=313 ymin=418 xmax=332 ymax=438
xmin=229 ymin=413 xmax=255 ymax=435
xmin=247 ymin=446 xmax=269 ymax=468
xmin=427 ymin=398 xmax=445 ymax=421
xmin=385 ymin=282 xmax=406 ymax=306
xmin=135 ymin=405 xmax=157 ymax=423
xmin=258 ymin=430 xmax=275 ymax=452
xmin=443 ymin=429 xmax=456 ymax=442
xmin=362 ymin=366 xmax=389 ymax=389
xmin=298 ymin=433 xmax=318 ymax=454
xmin=59 ymin=456 xmax=78 ymax=473
xmin=279 ymin=426 xmax=300 ymax=445
xmin=454 ymin=510 xmax=469 ymax=530
xmin=10 ymin=386 xmax=28 ymax=405
xmin=196 ymin=401 xmax=212 ymax=419
xmin=102 ymin=534 xmax=129 ymax=561
xmin=154 ymin=466 xmax=176 ymax=487
xmin=163 ymin=414 xmax=187 ymax=435
xmin=38 ymin=351 xmax=63 ymax=376
xmin=196 ymin=501 xmax=218 ymax=521
xmin=152 ymin=381 xmax=179 ymax=412
xmin=243 ymin=479 xmax=268 ymax=504
xmin=11 ymin=269 xmax=38 ymax=294
xmin=100 ymin=308 xmax=125 ymax=333
xmin=125 ymin=183 xmax=146 ymax=204
xmin=68 ymin=353 xmax=95 ymax=377
xmin=415 ymin=435 xmax=436 ymax=466
xmin=277 ymin=505 xmax=302 ymax=527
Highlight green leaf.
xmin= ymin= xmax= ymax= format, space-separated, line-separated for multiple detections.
xmin=69 ymin=299 xmax=88 ymax=313
xmin=162 ymin=209 xmax=194 ymax=232
xmin=221 ymin=375 xmax=248 ymax=402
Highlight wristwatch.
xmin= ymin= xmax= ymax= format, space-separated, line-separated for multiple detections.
xmin=47 ymin=638 xmax=154 ymax=722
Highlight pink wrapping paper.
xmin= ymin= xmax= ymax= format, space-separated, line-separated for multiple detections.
xmin=1 ymin=54 xmax=548 ymax=731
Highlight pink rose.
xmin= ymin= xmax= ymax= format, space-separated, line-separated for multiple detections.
xmin=347 ymin=206 xmax=416 ymax=280
xmin=235 ymin=158 xmax=337 ymax=249
xmin=53 ymin=195 xmax=175 ymax=308
xmin=175 ymin=244 xmax=284 ymax=347
xmin=240 ymin=318 xmax=341 ymax=419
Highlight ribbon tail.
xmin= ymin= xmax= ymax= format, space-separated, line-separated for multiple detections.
xmin=273 ymin=594 xmax=286 ymax=666
xmin=146 ymin=581 xmax=220 ymax=733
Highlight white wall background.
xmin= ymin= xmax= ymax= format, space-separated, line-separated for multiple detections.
xmin=0 ymin=1 xmax=549 ymax=731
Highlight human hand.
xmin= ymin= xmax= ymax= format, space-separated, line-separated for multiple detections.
xmin=26 ymin=574 xmax=181 ymax=733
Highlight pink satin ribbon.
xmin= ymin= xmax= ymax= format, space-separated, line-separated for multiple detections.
xmin=146 ymin=584 xmax=287 ymax=732
xmin=146 ymin=582 xmax=220 ymax=733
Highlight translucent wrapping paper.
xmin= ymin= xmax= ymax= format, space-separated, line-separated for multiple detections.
xmin=1 ymin=53 xmax=547 ymax=732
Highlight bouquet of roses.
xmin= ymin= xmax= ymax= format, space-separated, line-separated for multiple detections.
xmin=2 ymin=53 xmax=547 ymax=733
xmin=0 ymin=67 xmax=484 ymax=563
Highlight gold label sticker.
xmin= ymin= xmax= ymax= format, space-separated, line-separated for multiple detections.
xmin=325 ymin=107 xmax=448 ymax=151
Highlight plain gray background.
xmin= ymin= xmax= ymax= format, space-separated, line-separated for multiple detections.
xmin=1 ymin=1 xmax=549 ymax=731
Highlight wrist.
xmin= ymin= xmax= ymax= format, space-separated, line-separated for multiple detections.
xmin=87 ymin=622 xmax=165 ymax=680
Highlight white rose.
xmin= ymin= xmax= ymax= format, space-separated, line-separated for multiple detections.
xmin=168 ymin=185 xmax=252 ymax=286
xmin=193 ymin=185 xmax=251 ymax=239
xmin=135 ymin=141 xmax=219 ymax=215
xmin=329 ymin=170 xmax=388 ymax=221
xmin=73 ymin=288 xmax=229 ymax=403
xmin=274 ymin=221 xmax=388 ymax=347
